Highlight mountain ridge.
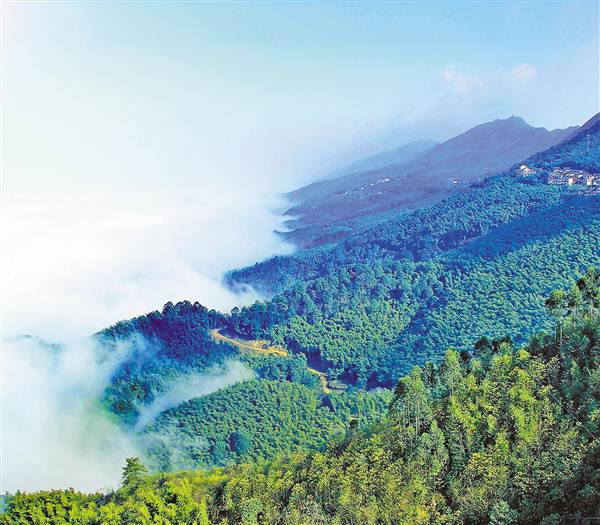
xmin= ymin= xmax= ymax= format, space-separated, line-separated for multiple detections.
xmin=282 ymin=116 xmax=578 ymax=248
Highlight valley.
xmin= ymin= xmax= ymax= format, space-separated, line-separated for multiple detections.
xmin=4 ymin=112 xmax=600 ymax=523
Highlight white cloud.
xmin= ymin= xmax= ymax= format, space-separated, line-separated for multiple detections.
xmin=2 ymin=336 xmax=138 ymax=492
xmin=1 ymin=335 xmax=255 ymax=492
xmin=134 ymin=361 xmax=254 ymax=432
xmin=509 ymin=63 xmax=538 ymax=84
xmin=0 ymin=189 xmax=293 ymax=341
xmin=440 ymin=63 xmax=539 ymax=97
xmin=441 ymin=66 xmax=484 ymax=95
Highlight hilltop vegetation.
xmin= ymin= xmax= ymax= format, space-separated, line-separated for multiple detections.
xmin=97 ymin=301 xmax=230 ymax=424
xmin=4 ymin=274 xmax=599 ymax=524
xmin=95 ymin=302 xmax=390 ymax=472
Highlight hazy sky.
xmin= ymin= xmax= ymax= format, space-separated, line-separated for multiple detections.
xmin=2 ymin=1 xmax=599 ymax=339
xmin=5 ymin=2 xmax=599 ymax=191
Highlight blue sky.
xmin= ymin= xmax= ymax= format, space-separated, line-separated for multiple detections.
xmin=2 ymin=1 xmax=599 ymax=339
xmin=5 ymin=1 xmax=599 ymax=192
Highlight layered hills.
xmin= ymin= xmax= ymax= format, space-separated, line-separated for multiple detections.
xmin=283 ymin=117 xmax=577 ymax=247
xmin=87 ymin=113 xmax=600 ymax=473
xmin=2 ymin=114 xmax=598 ymax=517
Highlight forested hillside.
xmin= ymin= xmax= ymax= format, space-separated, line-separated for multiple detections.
xmin=73 ymin=115 xmax=600 ymax=475
xmin=2 ymin=114 xmax=598 ymax=523
xmin=5 ymin=274 xmax=599 ymax=524
xmin=222 ymin=118 xmax=600 ymax=387
xmin=144 ymin=380 xmax=390 ymax=471
xmin=93 ymin=302 xmax=390 ymax=472
xmin=226 ymin=194 xmax=599 ymax=386
xmin=98 ymin=301 xmax=230 ymax=424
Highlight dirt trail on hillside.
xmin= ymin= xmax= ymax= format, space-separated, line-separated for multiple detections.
xmin=209 ymin=328 xmax=337 ymax=394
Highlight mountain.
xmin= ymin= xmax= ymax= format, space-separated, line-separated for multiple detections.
xmin=283 ymin=117 xmax=578 ymax=248
xmin=5 ymin=113 xmax=596 ymax=500
xmin=82 ymin=115 xmax=598 ymax=476
xmin=225 ymin=115 xmax=600 ymax=385
xmin=6 ymin=279 xmax=600 ymax=524
xmin=87 ymin=115 xmax=598 ymax=477
xmin=292 ymin=140 xmax=437 ymax=203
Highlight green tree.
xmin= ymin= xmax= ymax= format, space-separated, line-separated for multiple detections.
xmin=121 ymin=457 xmax=148 ymax=493
xmin=577 ymin=266 xmax=600 ymax=315
xmin=489 ymin=500 xmax=518 ymax=525
xmin=545 ymin=289 xmax=567 ymax=344
xmin=198 ymin=497 xmax=210 ymax=525
xmin=390 ymin=367 xmax=432 ymax=447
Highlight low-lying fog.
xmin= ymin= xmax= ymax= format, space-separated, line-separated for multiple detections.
xmin=1 ymin=175 xmax=300 ymax=493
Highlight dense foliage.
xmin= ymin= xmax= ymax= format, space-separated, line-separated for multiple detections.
xmin=222 ymin=123 xmax=600 ymax=386
xmin=98 ymin=301 xmax=231 ymax=424
xmin=144 ymin=380 xmax=390 ymax=471
xmin=97 ymin=302 xmax=390 ymax=471
xmin=225 ymin=193 xmax=600 ymax=385
xmin=4 ymin=275 xmax=599 ymax=524
xmin=225 ymin=176 xmax=567 ymax=295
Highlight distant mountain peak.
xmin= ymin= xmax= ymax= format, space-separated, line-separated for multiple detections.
xmin=282 ymin=114 xmax=580 ymax=248
xmin=471 ymin=115 xmax=532 ymax=132
xmin=499 ymin=115 xmax=528 ymax=125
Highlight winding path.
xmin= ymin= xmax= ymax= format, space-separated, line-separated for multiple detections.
xmin=209 ymin=328 xmax=335 ymax=394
